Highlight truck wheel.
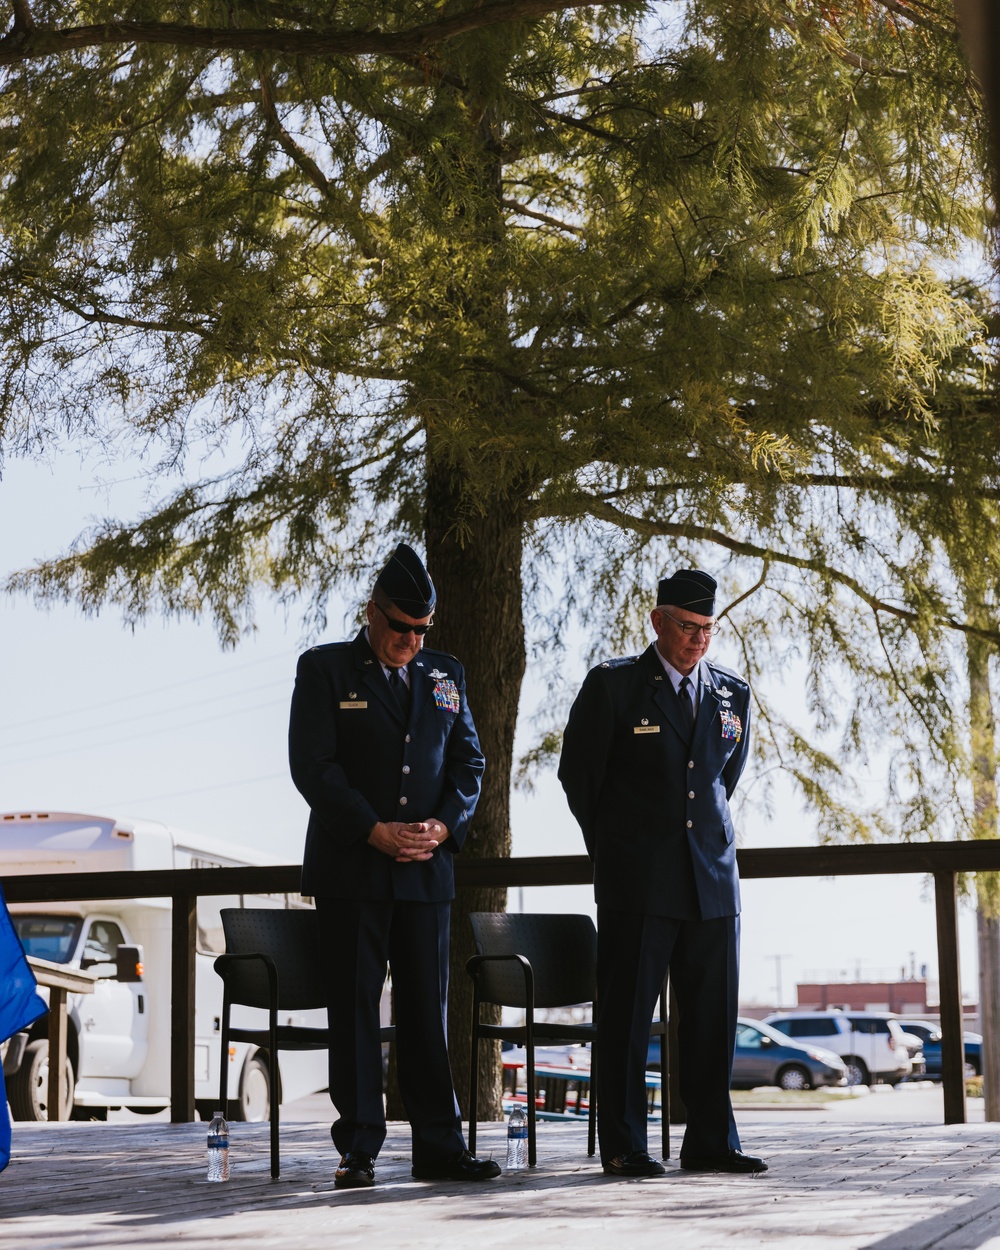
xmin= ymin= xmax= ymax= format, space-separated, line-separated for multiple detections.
xmin=8 ymin=1040 xmax=75 ymax=1121
xmin=232 ymin=1054 xmax=271 ymax=1122
xmin=843 ymin=1057 xmax=870 ymax=1087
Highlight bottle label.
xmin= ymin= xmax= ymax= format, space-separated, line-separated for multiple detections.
xmin=508 ymin=1127 xmax=528 ymax=1139
xmin=207 ymin=1136 xmax=229 ymax=1149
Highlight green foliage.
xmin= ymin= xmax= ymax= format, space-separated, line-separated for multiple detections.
xmin=0 ymin=0 xmax=996 ymax=844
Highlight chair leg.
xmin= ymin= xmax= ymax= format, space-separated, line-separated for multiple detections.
xmin=468 ymin=1022 xmax=479 ymax=1155
xmin=268 ymin=986 xmax=280 ymax=1180
xmin=269 ymin=1044 xmax=280 ymax=1180
xmin=526 ymin=1024 xmax=536 ymax=1167
xmin=218 ymin=991 xmax=231 ymax=1119
xmin=587 ymin=1041 xmax=597 ymax=1157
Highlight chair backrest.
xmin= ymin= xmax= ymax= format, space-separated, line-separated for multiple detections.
xmin=219 ymin=908 xmax=326 ymax=1011
xmin=469 ymin=912 xmax=597 ymax=1009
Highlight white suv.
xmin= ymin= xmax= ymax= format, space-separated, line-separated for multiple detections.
xmin=762 ymin=1011 xmax=913 ymax=1087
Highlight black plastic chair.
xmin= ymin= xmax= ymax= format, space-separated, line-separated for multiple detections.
xmin=214 ymin=906 xmax=394 ymax=1179
xmin=466 ymin=912 xmax=668 ymax=1166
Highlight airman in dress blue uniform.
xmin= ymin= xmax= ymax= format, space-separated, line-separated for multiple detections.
xmin=559 ymin=569 xmax=768 ymax=1177
xmin=289 ymin=542 xmax=500 ymax=1188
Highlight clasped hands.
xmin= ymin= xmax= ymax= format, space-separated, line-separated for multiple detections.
xmin=369 ymin=819 xmax=450 ymax=863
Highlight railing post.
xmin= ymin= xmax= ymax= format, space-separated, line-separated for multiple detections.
xmin=170 ymin=892 xmax=197 ymax=1123
xmin=47 ymin=986 xmax=69 ymax=1121
xmin=934 ymin=869 xmax=967 ymax=1125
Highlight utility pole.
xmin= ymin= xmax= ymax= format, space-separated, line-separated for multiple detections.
xmin=770 ymin=954 xmax=792 ymax=1008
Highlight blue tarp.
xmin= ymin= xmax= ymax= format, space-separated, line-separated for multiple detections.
xmin=0 ymin=883 xmax=48 ymax=1172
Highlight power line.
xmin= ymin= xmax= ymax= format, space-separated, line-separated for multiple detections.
xmin=0 ymin=678 xmax=290 ymax=753
xmin=0 ymin=697 xmax=289 ymax=768
xmin=0 ymin=649 xmax=292 ymax=736
xmin=113 ymin=771 xmax=290 ymax=807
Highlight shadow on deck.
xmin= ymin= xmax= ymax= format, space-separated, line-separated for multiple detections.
xmin=3 ymin=1115 xmax=1000 ymax=1249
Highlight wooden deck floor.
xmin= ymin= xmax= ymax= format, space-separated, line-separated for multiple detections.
xmin=3 ymin=1113 xmax=1000 ymax=1250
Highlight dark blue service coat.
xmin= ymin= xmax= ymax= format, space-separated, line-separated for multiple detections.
xmin=289 ymin=630 xmax=485 ymax=902
xmin=558 ymin=644 xmax=750 ymax=920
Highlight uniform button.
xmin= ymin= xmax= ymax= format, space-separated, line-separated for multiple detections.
xmin=686 ymin=820 xmax=693 ymax=828
xmin=688 ymin=760 xmax=694 ymax=769
xmin=688 ymin=791 xmax=695 ymax=799
xmin=405 ymin=734 xmax=411 ymax=743
xmin=399 ymin=796 xmax=408 ymax=806
xmin=402 ymin=765 xmax=411 ymax=775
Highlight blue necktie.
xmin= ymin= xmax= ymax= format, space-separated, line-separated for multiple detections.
xmin=678 ymin=676 xmax=695 ymax=735
xmin=388 ymin=667 xmax=411 ymax=718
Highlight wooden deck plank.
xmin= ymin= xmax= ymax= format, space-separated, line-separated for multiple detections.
xmin=3 ymin=1117 xmax=1000 ymax=1249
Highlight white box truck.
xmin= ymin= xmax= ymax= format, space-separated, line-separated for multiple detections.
xmin=0 ymin=810 xmax=328 ymax=1122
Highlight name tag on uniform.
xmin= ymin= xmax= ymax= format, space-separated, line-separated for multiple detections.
xmin=633 ymin=724 xmax=660 ymax=734
xmin=339 ymin=701 xmax=368 ymax=709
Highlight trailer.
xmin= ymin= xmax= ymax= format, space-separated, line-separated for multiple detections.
xmin=0 ymin=810 xmax=328 ymax=1122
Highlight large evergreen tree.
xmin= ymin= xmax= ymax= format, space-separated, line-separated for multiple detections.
xmin=0 ymin=0 xmax=995 ymax=1115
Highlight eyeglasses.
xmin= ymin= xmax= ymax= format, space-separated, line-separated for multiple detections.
xmin=658 ymin=608 xmax=720 ymax=638
xmin=374 ymin=601 xmax=434 ymax=635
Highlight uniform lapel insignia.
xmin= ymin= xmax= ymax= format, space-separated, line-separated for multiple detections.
xmin=716 ymin=685 xmax=733 ymax=699
xmin=429 ymin=668 xmax=448 ymax=680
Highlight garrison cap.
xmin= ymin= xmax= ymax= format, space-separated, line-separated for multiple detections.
xmin=657 ymin=569 xmax=717 ymax=616
xmin=375 ymin=542 xmax=436 ymax=617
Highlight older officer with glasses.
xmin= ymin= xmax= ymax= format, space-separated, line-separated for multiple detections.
xmin=289 ymin=542 xmax=500 ymax=1188
xmin=559 ymin=569 xmax=767 ymax=1178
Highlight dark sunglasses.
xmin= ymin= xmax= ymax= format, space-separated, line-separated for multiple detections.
xmin=374 ymin=601 xmax=434 ymax=635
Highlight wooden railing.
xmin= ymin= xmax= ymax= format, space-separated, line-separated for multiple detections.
xmin=5 ymin=838 xmax=1000 ymax=1126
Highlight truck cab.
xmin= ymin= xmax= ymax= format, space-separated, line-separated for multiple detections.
xmin=0 ymin=810 xmax=328 ymax=1121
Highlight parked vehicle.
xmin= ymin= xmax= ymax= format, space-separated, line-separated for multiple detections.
xmin=642 ymin=1018 xmax=847 ymax=1091
xmin=762 ymin=1010 xmax=912 ymax=1086
xmin=0 ymin=810 xmax=328 ymax=1122
xmin=895 ymin=1029 xmax=927 ymax=1077
xmin=897 ymin=1020 xmax=983 ymax=1079
xmin=729 ymin=1019 xmax=847 ymax=1090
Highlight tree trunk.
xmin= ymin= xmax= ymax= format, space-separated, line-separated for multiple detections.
xmin=966 ymin=627 xmax=1000 ymax=1117
xmin=977 ymin=911 xmax=1000 ymax=1114
xmin=424 ymin=458 xmax=526 ymax=1124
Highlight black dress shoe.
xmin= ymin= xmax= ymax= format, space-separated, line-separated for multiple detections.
xmin=680 ymin=1149 xmax=768 ymax=1174
xmin=411 ymin=1149 xmax=502 ymax=1181
xmin=602 ymin=1151 xmax=666 ymax=1178
xmin=335 ymin=1151 xmax=376 ymax=1188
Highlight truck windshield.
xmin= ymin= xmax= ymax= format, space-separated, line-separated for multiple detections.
xmin=13 ymin=915 xmax=83 ymax=964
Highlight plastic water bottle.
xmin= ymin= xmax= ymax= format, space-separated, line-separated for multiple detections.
xmin=207 ymin=1109 xmax=230 ymax=1182
xmin=506 ymin=1103 xmax=528 ymax=1170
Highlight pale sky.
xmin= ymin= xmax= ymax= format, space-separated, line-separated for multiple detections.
xmin=0 ymin=449 xmax=979 ymax=1007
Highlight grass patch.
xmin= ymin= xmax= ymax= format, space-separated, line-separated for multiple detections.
xmin=730 ymin=1088 xmax=851 ymax=1106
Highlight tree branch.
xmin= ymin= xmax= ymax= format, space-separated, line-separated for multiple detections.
xmin=566 ymin=496 xmax=1000 ymax=643
xmin=868 ymin=0 xmax=960 ymax=39
xmin=501 ymin=197 xmax=584 ymax=235
xmin=11 ymin=1 xmax=34 ymax=35
xmin=774 ymin=11 xmax=909 ymax=79
xmin=0 ymin=2 xmax=602 ymax=68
